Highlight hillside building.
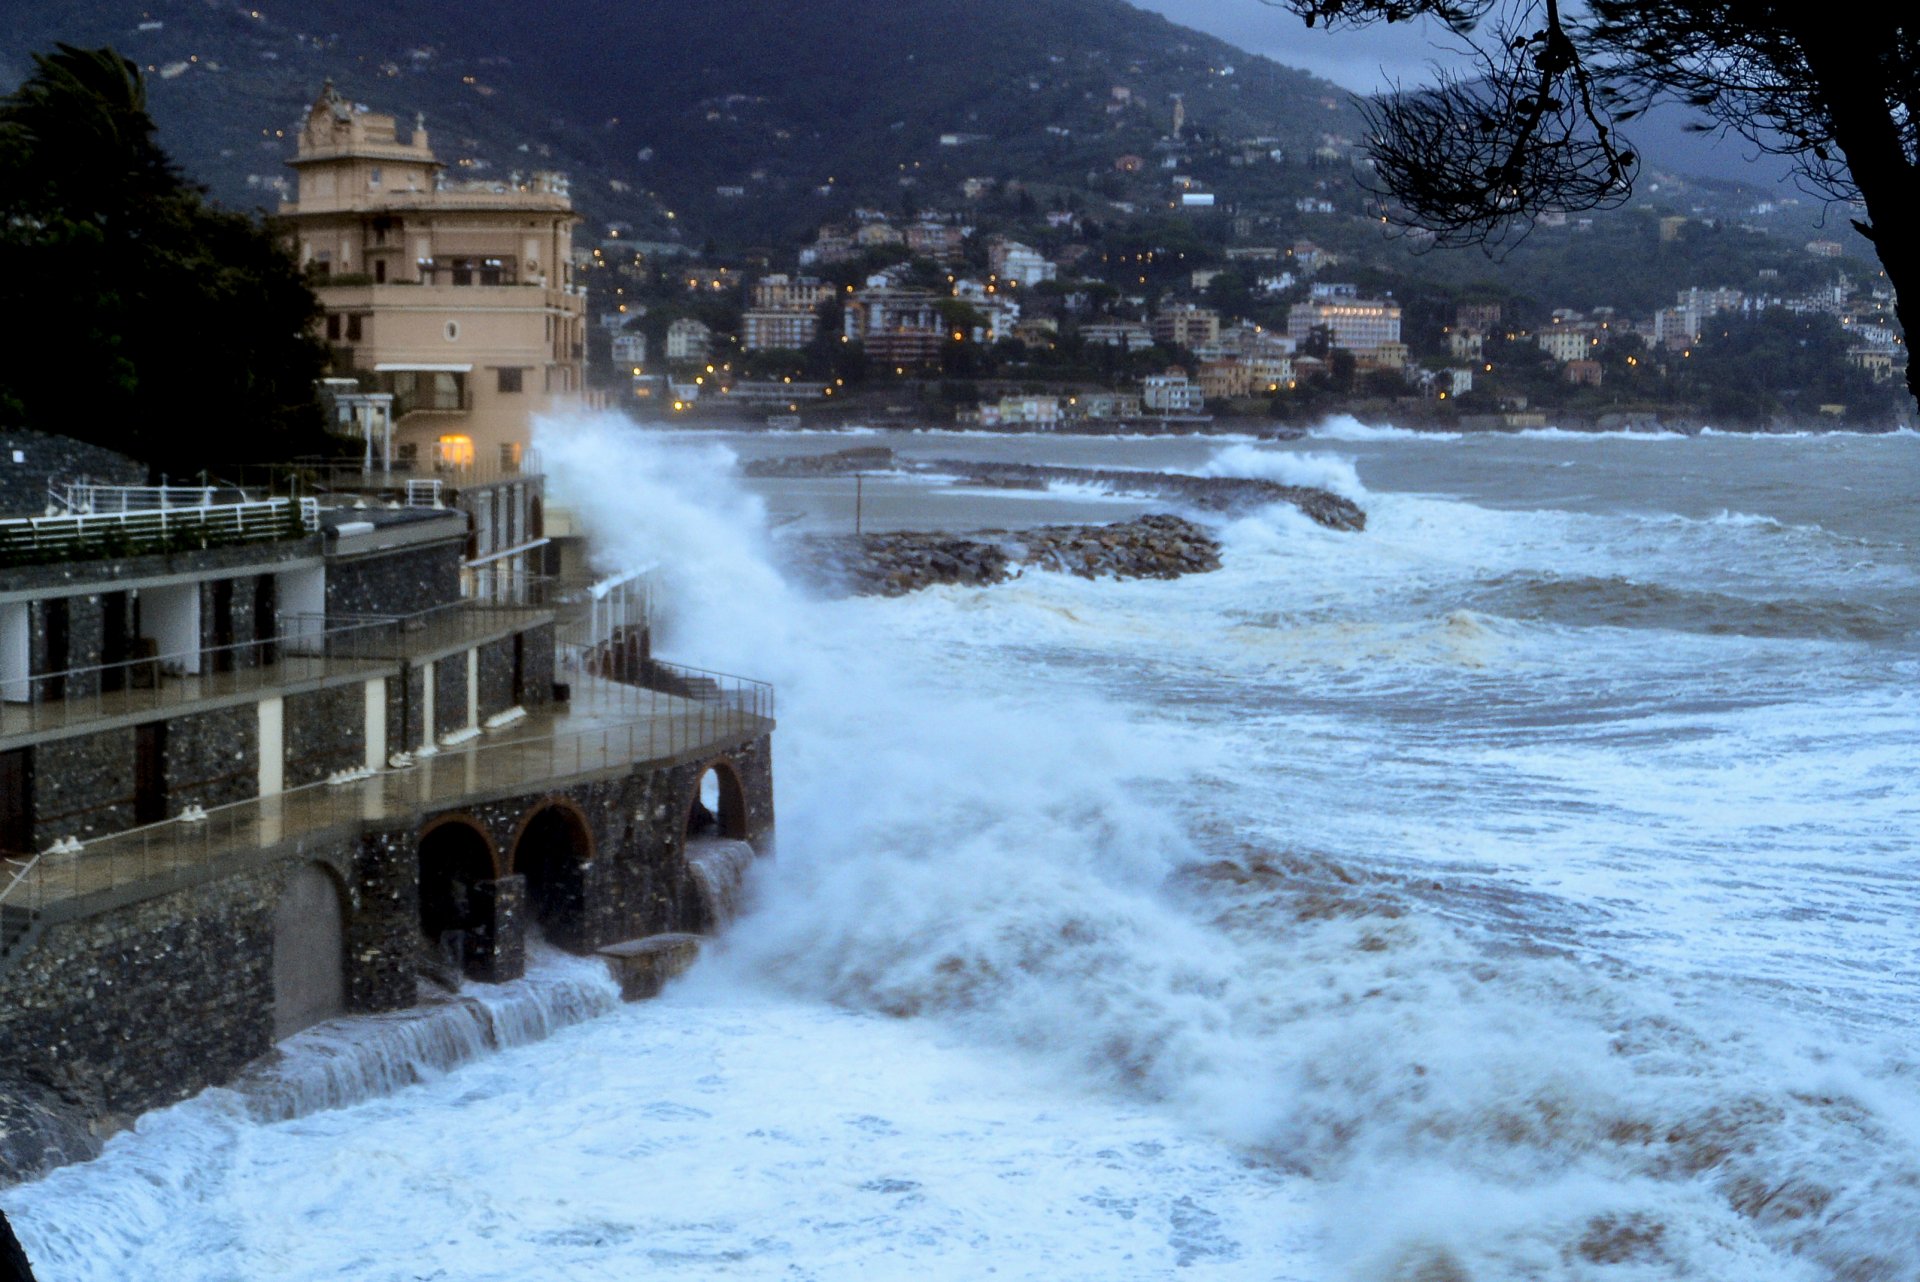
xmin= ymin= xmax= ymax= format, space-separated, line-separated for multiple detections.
xmin=1152 ymin=304 xmax=1221 ymax=351
xmin=1286 ymin=295 xmax=1403 ymax=354
xmin=1080 ymin=321 xmax=1154 ymax=351
xmin=742 ymin=310 xmax=820 ymax=351
xmin=665 ymin=318 xmax=714 ymax=363
xmin=749 ymin=275 xmax=834 ymax=312
xmin=844 ymin=288 xmax=948 ymax=367
xmin=1538 ymin=326 xmax=1600 ymax=363
xmin=279 ymin=85 xmax=587 ymax=478
xmin=1143 ymin=370 xmax=1205 ymax=413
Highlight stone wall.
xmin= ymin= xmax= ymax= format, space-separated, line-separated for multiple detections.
xmin=386 ymin=666 xmax=425 ymax=759
xmin=325 ymin=541 xmax=462 ymax=620
xmin=0 ymin=431 xmax=144 ymax=518
xmin=284 ymin=685 xmax=365 ymax=787
xmin=0 ymin=863 xmax=284 ymax=1122
xmin=32 ymin=729 xmax=135 ymax=842
xmin=522 ymin=622 xmax=556 ymax=706
xmin=0 ymin=726 xmax=777 ymax=1184
xmin=347 ymin=828 xmax=421 ymax=1014
xmin=197 ymin=575 xmax=270 ymax=674
xmin=433 ymin=655 xmax=470 ymax=739
xmin=162 ymin=706 xmax=258 ymax=813
xmin=28 ymin=594 xmax=106 ymax=701
xmin=0 ymin=541 xmax=317 ymax=601
xmin=477 ymin=636 xmax=516 ymax=721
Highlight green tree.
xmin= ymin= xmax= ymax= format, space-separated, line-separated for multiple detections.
xmin=0 ymin=46 xmax=329 ymax=475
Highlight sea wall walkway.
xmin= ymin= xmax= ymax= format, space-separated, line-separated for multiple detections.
xmin=0 ymin=664 xmax=772 ymax=939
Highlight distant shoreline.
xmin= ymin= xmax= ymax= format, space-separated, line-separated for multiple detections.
xmin=632 ymin=412 xmax=1917 ymax=441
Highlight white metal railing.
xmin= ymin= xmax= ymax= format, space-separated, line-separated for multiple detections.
xmin=0 ymin=497 xmax=318 ymax=565
xmin=406 ymin=479 xmax=445 ymax=508
xmin=48 ymin=483 xmax=253 ymax=515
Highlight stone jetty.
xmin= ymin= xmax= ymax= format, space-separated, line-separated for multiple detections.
xmin=742 ymin=446 xmax=893 ymax=478
xmin=924 ymin=459 xmax=1366 ymax=530
xmin=739 ymin=448 xmax=1366 ymax=532
xmin=789 ymin=513 xmax=1222 ymax=597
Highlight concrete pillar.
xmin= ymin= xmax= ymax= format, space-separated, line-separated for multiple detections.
xmin=419 ymin=660 xmax=436 ymax=753
xmin=257 ymin=696 xmax=285 ymax=797
xmin=465 ymin=647 xmax=479 ymax=731
xmin=363 ymin=677 xmax=386 ymax=771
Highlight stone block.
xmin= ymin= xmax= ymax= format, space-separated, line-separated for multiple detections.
xmin=465 ymin=876 xmax=525 ymax=984
xmin=599 ymin=934 xmax=702 ymax=1001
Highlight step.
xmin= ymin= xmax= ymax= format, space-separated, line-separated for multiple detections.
xmin=597 ymin=933 xmax=702 ymax=1001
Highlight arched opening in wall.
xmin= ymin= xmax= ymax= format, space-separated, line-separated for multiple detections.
xmin=686 ymin=759 xmax=748 ymax=841
xmin=417 ymin=818 xmax=496 ymax=967
xmin=272 ymin=862 xmax=348 ymax=1039
xmin=511 ymin=802 xmax=594 ymax=943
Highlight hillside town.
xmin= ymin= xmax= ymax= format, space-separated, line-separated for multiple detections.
xmin=581 ymin=194 xmax=1909 ymax=430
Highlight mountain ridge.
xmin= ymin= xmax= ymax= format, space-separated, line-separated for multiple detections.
xmin=1 ymin=0 xmax=1370 ymax=238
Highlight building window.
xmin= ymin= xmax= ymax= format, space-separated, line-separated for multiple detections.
xmin=444 ymin=321 xmax=460 ymax=342
xmin=373 ymin=260 xmax=386 ymax=283
xmin=345 ymin=314 xmax=364 ymax=342
xmin=435 ymin=434 xmax=475 ymax=468
xmin=500 ymin=442 xmax=523 ymax=471
xmin=326 ymin=314 xmax=341 ymax=341
xmin=496 ymin=367 xmax=523 ymax=394
xmin=368 ymin=166 xmax=382 ymax=189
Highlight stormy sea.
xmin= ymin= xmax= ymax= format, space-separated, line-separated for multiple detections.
xmin=5 ymin=417 xmax=1917 ymax=1281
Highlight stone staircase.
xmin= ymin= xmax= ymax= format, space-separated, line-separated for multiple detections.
xmin=680 ymin=675 xmax=724 ymax=701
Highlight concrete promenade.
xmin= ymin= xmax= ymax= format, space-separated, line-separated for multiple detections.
xmin=0 ymin=672 xmax=772 ymax=920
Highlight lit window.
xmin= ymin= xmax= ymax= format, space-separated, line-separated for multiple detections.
xmin=436 ymin=434 xmax=475 ymax=467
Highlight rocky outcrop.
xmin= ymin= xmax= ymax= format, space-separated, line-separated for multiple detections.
xmin=1 ymin=1207 xmax=36 ymax=1282
xmin=790 ymin=513 xmax=1222 ymax=596
xmin=0 ymin=1075 xmax=100 ymax=1190
xmin=742 ymin=446 xmax=895 ymax=477
xmin=738 ymin=449 xmax=1366 ymax=531
xmin=923 ymin=459 xmax=1367 ymax=530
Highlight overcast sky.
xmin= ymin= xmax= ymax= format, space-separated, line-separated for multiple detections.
xmin=1130 ymin=0 xmax=1472 ymax=94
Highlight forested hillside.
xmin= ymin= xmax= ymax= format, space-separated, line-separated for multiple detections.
xmin=1 ymin=0 xmax=1364 ymax=238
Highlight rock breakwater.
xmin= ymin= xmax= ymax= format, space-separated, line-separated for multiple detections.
xmin=926 ymin=459 xmax=1366 ymax=530
xmin=738 ymin=449 xmax=1366 ymax=531
xmin=789 ymin=513 xmax=1221 ymax=596
xmin=742 ymin=446 xmax=893 ymax=478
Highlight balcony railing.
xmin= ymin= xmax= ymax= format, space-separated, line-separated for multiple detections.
xmin=393 ymin=384 xmax=471 ymax=417
xmin=48 ymin=483 xmax=257 ymax=515
xmin=0 ymin=498 xmax=319 ymax=568
xmin=212 ymin=451 xmax=543 ymax=499
xmin=0 ymin=599 xmax=553 ymax=740
xmin=0 ymin=661 xmax=774 ymax=919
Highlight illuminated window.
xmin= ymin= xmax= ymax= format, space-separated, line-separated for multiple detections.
xmin=436 ymin=434 xmax=475 ymax=468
